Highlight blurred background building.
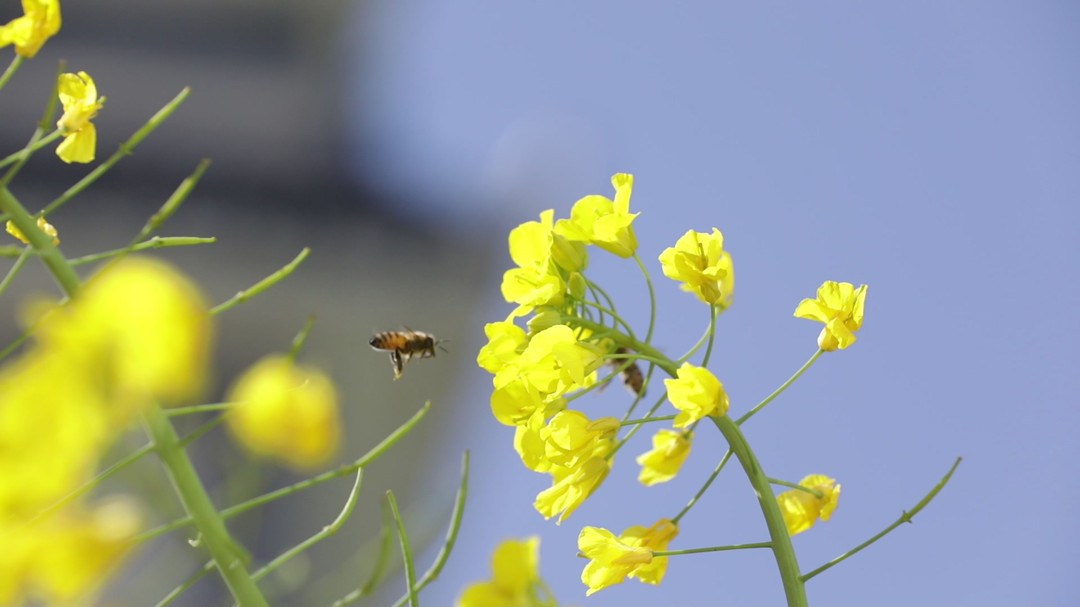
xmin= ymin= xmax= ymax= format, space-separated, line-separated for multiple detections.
xmin=0 ymin=1 xmax=1077 ymax=606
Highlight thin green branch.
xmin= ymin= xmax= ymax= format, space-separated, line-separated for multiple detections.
xmin=39 ymin=88 xmax=191 ymax=218
xmin=673 ymin=448 xmax=732 ymax=525
xmin=251 ymin=469 xmax=364 ymax=582
xmin=360 ymin=500 xmax=396 ymax=596
xmin=164 ymin=402 xmax=238 ymax=417
xmin=0 ymin=247 xmax=32 ymax=298
xmin=736 ymin=349 xmax=823 ymax=426
xmin=132 ymin=159 xmax=211 ymax=242
xmin=386 ymin=491 xmax=418 ymax=607
xmin=68 ymin=237 xmax=216 ymax=266
xmin=386 ymin=451 xmax=469 ymax=607
xmin=653 ymin=542 xmax=772 ymax=557
xmin=620 ymin=414 xmax=676 ymax=425
xmin=0 ymin=55 xmax=23 ymax=94
xmin=210 ymin=248 xmax=310 ymax=316
xmin=135 ymin=402 xmax=432 ymax=544
xmin=802 ymin=457 xmax=962 ymax=582
xmin=154 ymin=560 xmax=214 ymax=607
xmin=288 ymin=314 xmax=317 ymax=361
xmin=631 ymin=252 xmax=657 ymax=343
xmin=0 ymin=62 xmax=62 ymax=189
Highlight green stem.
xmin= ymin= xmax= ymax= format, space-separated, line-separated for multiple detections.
xmin=0 ymin=131 xmax=62 ymax=173
xmin=672 ymin=449 xmax=732 ymax=525
xmin=711 ymin=414 xmax=806 ymax=607
xmin=653 ymin=541 xmax=772 ymax=557
xmin=572 ymin=317 xmax=677 ymax=376
xmin=769 ymin=477 xmax=823 ymax=497
xmin=802 ymin=457 xmax=962 ymax=582
xmin=0 ymin=63 xmax=61 ymax=189
xmin=387 ymin=491 xmax=419 ymax=607
xmin=141 ymin=404 xmax=267 ymax=606
xmin=620 ymin=414 xmax=675 ymax=425
xmin=0 ymin=55 xmax=22 ymax=93
xmin=135 ymin=402 xmax=431 ymax=544
xmin=164 ymin=402 xmax=238 ymax=417
xmin=210 ymin=248 xmax=310 ymax=315
xmin=736 ymin=349 xmax=823 ymax=425
xmin=39 ymin=88 xmax=191 ymax=218
xmin=0 ymin=186 xmax=81 ymax=296
xmin=0 ymin=247 xmax=31 ymax=298
xmin=68 ymin=237 xmax=217 ymax=266
xmin=288 ymin=314 xmax=317 ymax=361
xmin=251 ymin=469 xmax=364 ymax=582
xmin=631 ymin=252 xmax=657 ymax=343
xmin=699 ymin=305 xmax=718 ymax=367
xmin=154 ymin=560 xmax=214 ymax=607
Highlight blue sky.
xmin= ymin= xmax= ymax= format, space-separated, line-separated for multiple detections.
xmin=344 ymin=3 xmax=1079 ymax=605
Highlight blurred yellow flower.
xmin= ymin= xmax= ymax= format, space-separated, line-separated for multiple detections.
xmin=5 ymin=216 xmax=59 ymax=245
xmin=456 ymin=536 xmax=547 ymax=607
xmin=579 ymin=518 xmax=678 ymax=595
xmin=0 ymin=0 xmax=61 ymax=58
xmin=555 ymin=172 xmax=639 ymax=257
xmin=794 ymin=281 xmax=867 ymax=351
xmin=0 ymin=499 xmax=139 ymax=606
xmin=658 ymin=228 xmax=734 ymax=307
xmin=664 ymin=363 xmax=729 ymax=427
xmin=0 ymin=348 xmax=109 ymax=516
xmin=635 ymin=428 xmax=692 ymax=486
xmin=225 ymin=354 xmax=341 ymax=470
xmin=55 ymin=71 xmax=104 ymax=164
xmin=777 ymin=474 xmax=841 ymax=535
xmin=31 ymin=257 xmax=212 ymax=414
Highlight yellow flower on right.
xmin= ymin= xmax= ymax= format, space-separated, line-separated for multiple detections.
xmin=794 ymin=280 xmax=868 ymax=351
xmin=776 ymin=474 xmax=841 ymax=535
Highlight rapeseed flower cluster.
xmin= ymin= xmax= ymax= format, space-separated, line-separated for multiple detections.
xmin=476 ymin=171 xmax=875 ymax=598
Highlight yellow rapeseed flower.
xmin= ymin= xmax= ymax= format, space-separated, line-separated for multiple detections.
xmin=658 ymin=228 xmax=734 ymax=307
xmin=516 ymin=325 xmax=605 ymax=397
xmin=0 ymin=0 xmax=61 ymax=58
xmin=663 ymin=363 xmax=729 ymax=427
xmin=793 ymin=280 xmax=867 ymax=351
xmin=579 ymin=518 xmax=678 ymax=595
xmin=55 ymin=71 xmax=104 ymax=164
xmin=776 ymin=474 xmax=841 ymax=535
xmin=476 ymin=320 xmax=527 ymax=375
xmin=635 ymin=428 xmax=692 ymax=486
xmin=225 ymin=354 xmax=341 ymax=470
xmin=555 ymin=172 xmax=639 ymax=257
xmin=456 ymin=536 xmax=548 ymax=607
xmin=534 ymin=441 xmax=612 ymax=523
xmin=5 ymin=216 xmax=59 ymax=245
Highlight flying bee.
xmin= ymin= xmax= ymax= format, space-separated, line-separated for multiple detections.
xmin=605 ymin=347 xmax=646 ymax=397
xmin=369 ymin=328 xmax=446 ymax=379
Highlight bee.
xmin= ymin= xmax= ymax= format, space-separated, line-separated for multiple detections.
xmin=605 ymin=347 xmax=646 ymax=397
xmin=369 ymin=328 xmax=446 ymax=379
